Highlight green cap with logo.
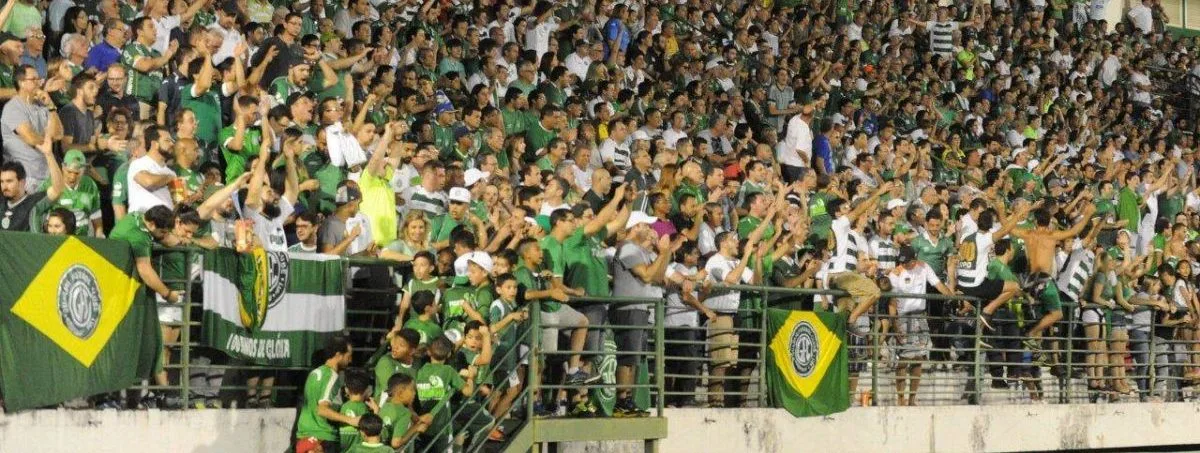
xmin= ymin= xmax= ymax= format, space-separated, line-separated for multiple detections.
xmin=63 ymin=149 xmax=87 ymax=171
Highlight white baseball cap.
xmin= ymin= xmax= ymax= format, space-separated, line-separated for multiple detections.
xmin=464 ymin=251 xmax=494 ymax=274
xmin=464 ymin=168 xmax=490 ymax=188
xmin=448 ymin=187 xmax=471 ymax=204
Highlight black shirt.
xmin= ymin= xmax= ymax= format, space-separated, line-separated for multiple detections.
xmin=97 ymin=87 xmax=140 ymax=121
xmin=1 ymin=191 xmax=48 ymax=232
xmin=583 ymin=189 xmax=606 ymax=214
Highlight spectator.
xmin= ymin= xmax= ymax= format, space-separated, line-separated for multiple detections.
xmin=42 ymin=206 xmax=76 ymax=235
xmin=84 ymin=19 xmax=126 ymax=73
xmin=295 ymin=336 xmax=358 ymax=453
xmin=122 ymin=17 xmax=179 ymax=119
xmin=2 ymin=64 xmax=63 ymax=192
xmin=1 ymin=137 xmax=62 ymax=232
xmin=97 ymin=65 xmax=140 ymax=120
xmin=886 ymin=246 xmax=956 ymax=406
xmin=126 ymin=125 xmax=176 ymax=213
xmin=38 ymin=150 xmax=102 ymax=236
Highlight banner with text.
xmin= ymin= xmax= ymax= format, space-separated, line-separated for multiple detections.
xmin=201 ymin=248 xmax=344 ymax=367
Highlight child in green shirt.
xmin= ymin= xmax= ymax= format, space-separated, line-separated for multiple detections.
xmin=375 ymin=328 xmax=422 ymax=402
xmin=379 ymin=374 xmax=432 ymax=452
xmin=344 ymin=413 xmax=394 ymax=453
xmin=452 ymin=321 xmax=497 ymax=449
xmin=404 ymin=291 xmax=444 ymax=347
xmin=338 ymin=370 xmax=372 ymax=452
xmin=416 ymin=337 xmax=476 ymax=453
xmin=486 ymin=273 xmax=529 ymax=442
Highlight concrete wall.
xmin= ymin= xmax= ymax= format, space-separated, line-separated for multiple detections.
xmin=562 ymin=404 xmax=1200 ymax=453
xmin=4 ymin=403 xmax=1200 ymax=453
xmin=0 ymin=408 xmax=294 ymax=453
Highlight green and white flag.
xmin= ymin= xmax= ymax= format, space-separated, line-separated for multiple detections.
xmin=201 ymin=248 xmax=345 ymax=367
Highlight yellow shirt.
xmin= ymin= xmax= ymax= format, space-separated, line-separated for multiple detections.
xmin=359 ymin=167 xmax=397 ymax=246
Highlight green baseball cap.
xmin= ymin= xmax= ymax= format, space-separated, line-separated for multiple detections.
xmin=63 ymin=149 xmax=87 ymax=171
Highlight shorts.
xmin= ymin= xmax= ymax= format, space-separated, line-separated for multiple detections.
xmin=707 ymin=315 xmax=739 ymax=369
xmin=156 ymin=293 xmax=183 ymax=323
xmin=829 ymin=272 xmax=881 ymax=305
xmin=541 ymin=305 xmax=589 ymax=354
xmin=960 ymin=278 xmax=1004 ymax=302
xmin=1081 ymin=307 xmax=1105 ymax=325
xmin=1023 ymin=274 xmax=1062 ymax=311
xmin=1110 ymin=310 xmax=1131 ymax=330
xmin=578 ymin=304 xmax=608 ymax=353
xmin=896 ymin=313 xmax=931 ymax=362
xmin=610 ymin=308 xmax=650 ymax=367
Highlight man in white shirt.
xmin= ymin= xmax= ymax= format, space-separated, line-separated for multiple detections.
xmin=597 ymin=120 xmax=632 ymax=184
xmin=209 ymin=3 xmax=245 ymax=64
xmin=886 ymin=245 xmax=956 ymax=406
xmin=703 ymin=230 xmax=761 ymax=407
xmin=1128 ymin=0 xmax=1154 ymax=34
xmin=127 ymin=126 xmax=177 ymax=213
xmin=781 ymin=102 xmax=819 ymax=182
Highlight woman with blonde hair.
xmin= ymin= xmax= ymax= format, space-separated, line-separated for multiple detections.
xmin=379 ymin=210 xmax=433 ymax=262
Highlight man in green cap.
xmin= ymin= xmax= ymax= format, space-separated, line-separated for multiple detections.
xmin=37 ymin=149 xmax=102 ymax=236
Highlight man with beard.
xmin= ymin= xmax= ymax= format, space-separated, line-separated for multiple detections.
xmin=127 ymin=125 xmax=177 ymax=213
xmin=241 ymin=124 xmax=299 ymax=252
xmin=1 ymin=136 xmax=62 ymax=232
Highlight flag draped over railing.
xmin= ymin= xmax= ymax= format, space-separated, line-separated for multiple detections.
xmin=764 ymin=309 xmax=851 ymax=417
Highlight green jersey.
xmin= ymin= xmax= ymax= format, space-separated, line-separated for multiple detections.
xmin=39 ymin=176 xmax=102 ymax=236
xmin=346 ymin=442 xmax=394 ymax=453
xmin=109 ymin=212 xmax=153 ymax=258
xmin=488 ymin=297 xmax=524 ymax=371
xmin=0 ymin=62 xmax=15 ymax=90
xmin=374 ymin=355 xmax=419 ymax=401
xmin=501 ymin=109 xmax=528 ymax=136
xmin=432 ymin=123 xmax=455 ymax=156
xmin=338 ymin=400 xmax=369 ymax=451
xmin=309 ymin=60 xmax=347 ymax=102
xmin=415 ymin=362 xmax=464 ymax=430
xmin=378 ymin=401 xmax=413 ymax=451
xmin=441 ymin=284 xmax=494 ymax=340
xmin=1117 ymin=187 xmax=1142 ymax=231
xmin=514 ymin=264 xmax=559 ymax=312
xmin=112 ymin=160 xmax=131 ymax=206
xmin=525 ymin=121 xmax=556 ymax=152
xmin=912 ymin=231 xmax=955 ymax=279
xmin=297 ymin=365 xmax=342 ymax=441
xmin=121 ymin=42 xmax=163 ymax=102
xmin=404 ymin=316 xmax=443 ymax=346
xmin=181 ymin=83 xmax=224 ymax=146
xmin=218 ymin=125 xmax=264 ymax=183
xmin=429 ymin=213 xmax=472 ymax=243
xmin=454 ymin=347 xmax=491 ymax=386
xmin=737 ymin=215 xmax=775 ymax=242
xmin=269 ymin=76 xmax=304 ymax=105
xmin=562 ymin=226 xmax=611 ymax=297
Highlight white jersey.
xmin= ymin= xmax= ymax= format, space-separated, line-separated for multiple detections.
xmin=1057 ymin=242 xmax=1096 ymax=302
xmin=956 ymin=231 xmax=994 ymax=288
xmin=828 ymin=216 xmax=860 ymax=273
xmin=887 ymin=263 xmax=943 ymax=314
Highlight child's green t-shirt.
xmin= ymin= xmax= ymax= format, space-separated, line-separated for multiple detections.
xmin=378 ymin=401 xmax=414 ymax=451
xmin=338 ymin=400 xmax=369 ymax=452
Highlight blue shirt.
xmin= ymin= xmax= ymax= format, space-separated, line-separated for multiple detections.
xmin=603 ymin=19 xmax=630 ymax=60
xmin=813 ymin=135 xmax=833 ymax=174
xmin=20 ymin=52 xmax=45 ymax=79
xmin=85 ymin=41 xmax=121 ymax=72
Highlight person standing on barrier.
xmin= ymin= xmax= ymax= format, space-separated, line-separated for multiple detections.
xmin=887 ymin=246 xmax=957 ymax=406
xmin=1011 ymin=205 xmax=1096 ymax=349
xmin=295 ymin=335 xmax=358 ymax=453
xmin=966 ymin=207 xmax=1029 ymax=330
xmin=612 ymin=211 xmax=676 ymax=416
xmin=829 ymin=181 xmax=895 ymax=327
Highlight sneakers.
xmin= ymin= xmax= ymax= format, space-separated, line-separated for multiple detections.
xmin=554 ymin=399 xmax=569 ymax=417
xmin=613 ymin=398 xmax=649 ymax=417
xmin=532 ymin=401 xmax=553 ymax=417
xmin=569 ymin=400 xmax=597 ymax=418
xmin=565 ymin=370 xmax=601 ymax=385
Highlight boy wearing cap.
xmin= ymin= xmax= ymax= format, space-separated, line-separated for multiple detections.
xmin=36 ymin=149 xmax=101 ymax=236
xmin=440 ymin=251 xmax=494 ymax=343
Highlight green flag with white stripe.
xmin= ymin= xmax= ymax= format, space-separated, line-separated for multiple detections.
xmin=201 ymin=248 xmax=344 ymax=366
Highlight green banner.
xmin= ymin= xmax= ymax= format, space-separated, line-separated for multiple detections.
xmin=201 ymin=248 xmax=345 ymax=367
xmin=0 ymin=232 xmax=161 ymax=411
xmin=764 ymin=309 xmax=850 ymax=417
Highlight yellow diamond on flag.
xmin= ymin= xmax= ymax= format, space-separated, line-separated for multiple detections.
xmin=769 ymin=311 xmax=843 ymax=398
xmin=10 ymin=237 xmax=141 ymax=367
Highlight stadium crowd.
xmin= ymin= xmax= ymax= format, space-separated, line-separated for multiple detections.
xmin=2 ymin=0 xmax=1200 ymax=449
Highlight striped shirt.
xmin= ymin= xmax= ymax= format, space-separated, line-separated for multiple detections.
xmin=828 ymin=217 xmax=859 ymax=273
xmin=403 ymin=185 xmax=447 ymax=217
xmin=956 ymin=232 xmax=993 ymax=288
xmin=926 ymin=21 xmax=960 ymax=56
xmin=1056 ymin=246 xmax=1095 ymax=301
xmin=869 ymin=235 xmax=898 ymax=273
xmin=597 ymin=138 xmax=631 ymax=183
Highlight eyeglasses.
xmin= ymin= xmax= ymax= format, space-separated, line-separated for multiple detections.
xmin=27 ymin=34 xmax=45 ymax=40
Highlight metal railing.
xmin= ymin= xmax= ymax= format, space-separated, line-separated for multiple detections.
xmin=125 ymin=249 xmax=1200 ymax=451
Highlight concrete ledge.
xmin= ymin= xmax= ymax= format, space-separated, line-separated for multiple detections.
xmin=4 ymin=403 xmax=1200 ymax=453
xmin=0 ymin=408 xmax=295 ymax=453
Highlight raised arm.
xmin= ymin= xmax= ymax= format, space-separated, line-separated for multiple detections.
xmin=197 ymin=173 xmax=249 ymax=220
xmin=1051 ymin=204 xmax=1097 ymax=241
xmin=39 ymin=135 xmax=64 ymax=201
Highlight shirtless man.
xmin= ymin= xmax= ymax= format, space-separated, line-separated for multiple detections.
xmin=1011 ymin=204 xmax=1097 ymax=340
